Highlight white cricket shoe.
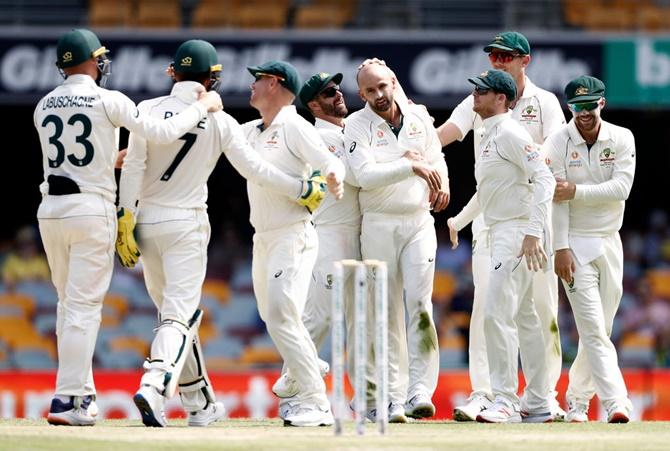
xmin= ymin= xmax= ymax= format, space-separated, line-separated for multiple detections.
xmin=47 ymin=395 xmax=97 ymax=426
xmin=476 ymin=399 xmax=522 ymax=423
xmin=521 ymin=410 xmax=553 ymax=423
xmin=565 ymin=402 xmax=589 ymax=423
xmin=607 ymin=403 xmax=631 ymax=424
xmin=272 ymin=359 xmax=330 ymax=398
xmin=405 ymin=393 xmax=436 ymax=419
xmin=453 ymin=393 xmax=493 ymax=422
xmin=550 ymin=397 xmax=566 ymax=422
xmin=389 ymin=402 xmax=408 ymax=423
xmin=188 ymin=401 xmax=226 ymax=427
xmin=283 ymin=404 xmax=334 ymax=427
xmin=133 ymin=385 xmax=167 ymax=427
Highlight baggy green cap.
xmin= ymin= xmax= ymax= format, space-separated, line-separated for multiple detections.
xmin=173 ymin=39 xmax=222 ymax=74
xmin=564 ymin=75 xmax=606 ymax=104
xmin=468 ymin=69 xmax=517 ymax=101
xmin=299 ymin=72 xmax=343 ymax=108
xmin=483 ymin=31 xmax=531 ymax=55
xmin=247 ymin=60 xmax=302 ymax=96
xmin=56 ymin=28 xmax=107 ymax=68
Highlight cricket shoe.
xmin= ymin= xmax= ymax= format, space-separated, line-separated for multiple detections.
xmin=550 ymin=397 xmax=566 ymax=422
xmin=476 ymin=399 xmax=522 ymax=423
xmin=607 ymin=402 xmax=631 ymax=424
xmin=389 ymin=402 xmax=408 ymax=423
xmin=272 ymin=359 xmax=330 ymax=398
xmin=133 ymin=385 xmax=167 ymax=427
xmin=565 ymin=402 xmax=589 ymax=423
xmin=520 ymin=410 xmax=553 ymax=423
xmin=405 ymin=393 xmax=436 ymax=419
xmin=453 ymin=393 xmax=493 ymax=422
xmin=188 ymin=401 xmax=226 ymax=427
xmin=47 ymin=395 xmax=97 ymax=426
xmin=283 ymin=404 xmax=334 ymax=427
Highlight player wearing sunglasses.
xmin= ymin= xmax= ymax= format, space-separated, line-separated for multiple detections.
xmin=439 ymin=31 xmax=567 ymax=423
xmin=543 ymin=76 xmax=635 ymax=424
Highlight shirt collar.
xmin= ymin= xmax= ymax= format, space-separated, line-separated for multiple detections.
xmin=170 ymin=81 xmax=203 ymax=103
xmin=63 ymin=74 xmax=98 ymax=87
xmin=567 ymin=118 xmax=611 ymax=145
xmin=482 ymin=111 xmax=511 ymax=134
xmin=314 ymin=117 xmax=344 ymax=132
xmin=520 ymin=76 xmax=538 ymax=99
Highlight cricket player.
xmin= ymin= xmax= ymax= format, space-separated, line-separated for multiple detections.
xmin=343 ymin=62 xmax=448 ymax=422
xmin=117 ymin=41 xmax=321 ymax=427
xmin=441 ymin=31 xmax=566 ymax=421
xmin=241 ymin=60 xmax=345 ymax=427
xmin=544 ymin=76 xmax=635 ymax=423
xmin=272 ymin=72 xmax=356 ymax=416
xmin=449 ymin=69 xmax=555 ymax=423
xmin=34 ymin=29 xmax=222 ymax=426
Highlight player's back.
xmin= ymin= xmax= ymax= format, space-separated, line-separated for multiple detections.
xmin=133 ymin=82 xmax=225 ymax=210
xmin=34 ymin=74 xmax=120 ymax=202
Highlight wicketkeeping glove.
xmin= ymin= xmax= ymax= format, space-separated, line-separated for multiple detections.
xmin=116 ymin=207 xmax=141 ymax=268
xmin=297 ymin=170 xmax=327 ymax=213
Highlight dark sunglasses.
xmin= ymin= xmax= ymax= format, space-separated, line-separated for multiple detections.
xmin=473 ymin=86 xmax=491 ymax=95
xmin=319 ymin=85 xmax=341 ymax=98
xmin=569 ymin=101 xmax=599 ymax=113
xmin=488 ymin=52 xmax=521 ymax=64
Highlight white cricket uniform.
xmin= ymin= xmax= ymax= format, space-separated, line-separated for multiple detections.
xmin=118 ymin=82 xmax=303 ymax=410
xmin=242 ymin=105 xmax=345 ymax=409
xmin=473 ymin=112 xmax=555 ymax=411
xmin=302 ymin=118 xmax=361 ymax=354
xmin=33 ymin=74 xmax=210 ymax=397
xmin=544 ymin=119 xmax=635 ymax=411
xmin=344 ymin=102 xmax=448 ymax=405
xmin=448 ymin=76 xmax=565 ymax=397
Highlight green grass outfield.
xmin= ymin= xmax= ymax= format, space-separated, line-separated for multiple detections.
xmin=1 ymin=419 xmax=669 ymax=451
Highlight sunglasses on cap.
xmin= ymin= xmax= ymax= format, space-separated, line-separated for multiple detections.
xmin=254 ymin=72 xmax=285 ymax=82
xmin=319 ymin=85 xmax=341 ymax=98
xmin=488 ymin=52 xmax=521 ymax=64
xmin=568 ymin=101 xmax=600 ymax=112
xmin=473 ymin=86 xmax=492 ymax=95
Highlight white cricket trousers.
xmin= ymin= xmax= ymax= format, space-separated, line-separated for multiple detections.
xmin=137 ymin=206 xmax=213 ymax=411
xmin=469 ymin=224 xmax=561 ymax=399
xmin=484 ymin=221 xmax=550 ymax=412
xmin=38 ymin=193 xmax=116 ymax=397
xmin=564 ymin=233 xmax=630 ymax=410
xmin=361 ymin=210 xmax=439 ymax=404
xmin=302 ymin=224 xmax=361 ymax=373
xmin=252 ymin=221 xmax=328 ymax=408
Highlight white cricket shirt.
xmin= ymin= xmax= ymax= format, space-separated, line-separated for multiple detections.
xmin=343 ymin=102 xmax=448 ymax=215
xmin=242 ymin=105 xmax=345 ymax=233
xmin=34 ymin=74 xmax=208 ymax=203
xmin=311 ymin=118 xmax=361 ymax=227
xmin=544 ymin=119 xmax=636 ymax=253
xmin=474 ymin=112 xmax=555 ymax=238
xmin=119 ymin=82 xmax=303 ymax=214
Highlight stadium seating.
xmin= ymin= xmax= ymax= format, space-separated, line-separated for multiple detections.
xmin=294 ymin=0 xmax=357 ymax=29
xmin=229 ymin=0 xmax=290 ymax=29
xmin=191 ymin=0 xmax=238 ymax=28
xmin=88 ymin=0 xmax=134 ymax=27
xmin=136 ymin=0 xmax=182 ymax=28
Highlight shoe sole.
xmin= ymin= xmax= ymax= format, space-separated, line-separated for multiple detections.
xmin=283 ymin=419 xmax=333 ymax=427
xmin=46 ymin=414 xmax=95 ymax=426
xmin=133 ymin=394 xmax=165 ymax=427
xmin=407 ymin=405 xmax=436 ymax=419
xmin=389 ymin=414 xmax=408 ymax=423
xmin=476 ymin=414 xmax=522 ymax=423
xmin=453 ymin=409 xmax=476 ymax=422
xmin=608 ymin=413 xmax=630 ymax=423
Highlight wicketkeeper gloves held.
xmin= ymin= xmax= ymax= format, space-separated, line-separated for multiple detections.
xmin=297 ymin=170 xmax=327 ymax=213
xmin=116 ymin=207 xmax=141 ymax=268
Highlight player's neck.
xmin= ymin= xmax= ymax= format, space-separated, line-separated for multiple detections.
xmin=260 ymin=103 xmax=285 ymax=129
xmin=379 ymin=102 xmax=401 ymax=128
xmin=515 ymin=74 xmax=525 ymax=101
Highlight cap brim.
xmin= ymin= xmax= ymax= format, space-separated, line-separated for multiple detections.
xmin=317 ymin=73 xmax=343 ymax=93
xmin=467 ymin=77 xmax=490 ymax=90
xmin=483 ymin=43 xmax=516 ymax=53
xmin=567 ymin=95 xmax=603 ymax=104
xmin=247 ymin=66 xmax=262 ymax=77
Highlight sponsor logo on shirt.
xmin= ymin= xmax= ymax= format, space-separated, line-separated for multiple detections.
xmin=568 ymin=150 xmax=582 ymax=168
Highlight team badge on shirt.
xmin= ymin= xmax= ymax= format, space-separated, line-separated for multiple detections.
xmin=408 ymin=122 xmax=423 ymax=138
xmin=599 ymin=147 xmax=616 ymax=168
xmin=264 ymin=130 xmax=281 ymax=151
xmin=520 ymin=105 xmax=538 ymax=123
xmin=569 ymin=150 xmax=582 ymax=168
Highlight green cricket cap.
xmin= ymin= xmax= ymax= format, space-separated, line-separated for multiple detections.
xmin=247 ymin=60 xmax=301 ymax=96
xmin=173 ymin=39 xmax=221 ymax=74
xmin=56 ymin=28 xmax=107 ymax=68
xmin=483 ymin=31 xmax=531 ymax=55
xmin=468 ymin=69 xmax=517 ymax=101
xmin=299 ymin=72 xmax=343 ymax=108
xmin=564 ymin=75 xmax=606 ymax=104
